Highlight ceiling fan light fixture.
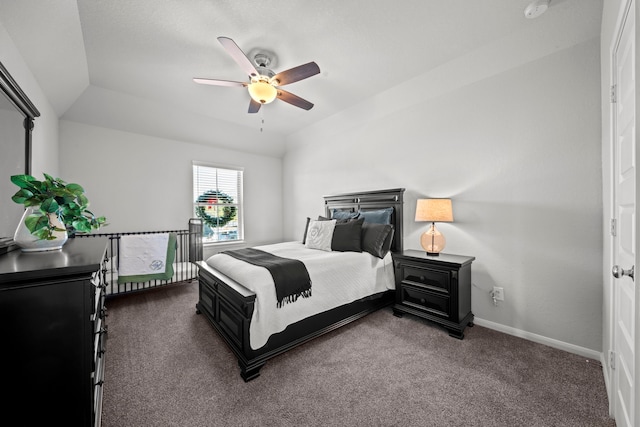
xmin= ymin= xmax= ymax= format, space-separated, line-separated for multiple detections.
xmin=248 ymin=78 xmax=277 ymax=104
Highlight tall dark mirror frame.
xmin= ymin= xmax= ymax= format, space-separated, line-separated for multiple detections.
xmin=0 ymin=60 xmax=40 ymax=251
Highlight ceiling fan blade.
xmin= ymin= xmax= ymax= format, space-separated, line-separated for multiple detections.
xmin=217 ymin=36 xmax=258 ymax=78
xmin=248 ymin=98 xmax=262 ymax=114
xmin=271 ymin=62 xmax=320 ymax=86
xmin=193 ymin=78 xmax=247 ymax=87
xmin=277 ymin=89 xmax=314 ymax=110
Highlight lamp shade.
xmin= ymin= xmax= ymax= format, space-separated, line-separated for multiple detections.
xmin=415 ymin=199 xmax=453 ymax=222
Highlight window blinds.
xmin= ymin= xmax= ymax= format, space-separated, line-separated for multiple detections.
xmin=192 ymin=163 xmax=243 ymax=243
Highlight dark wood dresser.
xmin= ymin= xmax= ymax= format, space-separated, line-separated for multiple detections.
xmin=0 ymin=238 xmax=108 ymax=427
xmin=392 ymin=250 xmax=475 ymax=339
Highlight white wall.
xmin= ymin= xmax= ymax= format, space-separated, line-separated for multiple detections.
xmin=283 ymin=38 xmax=603 ymax=353
xmin=0 ymin=20 xmax=59 ymax=243
xmin=0 ymin=22 xmax=59 ymax=177
xmin=59 ymin=120 xmax=283 ymax=256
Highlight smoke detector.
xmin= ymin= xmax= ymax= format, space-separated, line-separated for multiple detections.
xmin=524 ymin=0 xmax=550 ymax=19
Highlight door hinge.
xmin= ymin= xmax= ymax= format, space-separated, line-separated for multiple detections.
xmin=611 ymin=84 xmax=617 ymax=103
xmin=610 ymin=350 xmax=616 ymax=370
xmin=611 ymin=218 xmax=617 ymax=237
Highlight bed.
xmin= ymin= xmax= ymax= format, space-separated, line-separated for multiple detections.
xmin=195 ymin=188 xmax=405 ymax=381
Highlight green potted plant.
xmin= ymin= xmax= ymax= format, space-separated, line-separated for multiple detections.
xmin=11 ymin=173 xmax=106 ymax=247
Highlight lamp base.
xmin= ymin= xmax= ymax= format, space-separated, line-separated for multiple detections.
xmin=420 ymin=223 xmax=446 ymax=256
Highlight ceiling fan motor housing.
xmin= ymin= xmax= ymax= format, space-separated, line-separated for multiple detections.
xmin=256 ymin=66 xmax=275 ymax=79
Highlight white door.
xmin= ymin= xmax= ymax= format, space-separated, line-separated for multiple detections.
xmin=612 ymin=2 xmax=637 ymax=426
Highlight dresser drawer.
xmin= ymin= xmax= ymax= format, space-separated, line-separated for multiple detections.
xmin=93 ymin=330 xmax=106 ymax=427
xmin=399 ymin=265 xmax=450 ymax=294
xmin=398 ymin=284 xmax=450 ymax=318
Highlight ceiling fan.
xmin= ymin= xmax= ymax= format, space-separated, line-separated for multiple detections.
xmin=193 ymin=36 xmax=320 ymax=114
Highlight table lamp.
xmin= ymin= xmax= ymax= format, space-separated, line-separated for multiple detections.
xmin=415 ymin=199 xmax=453 ymax=256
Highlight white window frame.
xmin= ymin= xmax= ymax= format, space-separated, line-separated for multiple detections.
xmin=192 ymin=161 xmax=244 ymax=245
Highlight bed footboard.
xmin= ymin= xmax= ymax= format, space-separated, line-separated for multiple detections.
xmin=195 ymin=260 xmax=393 ymax=381
xmin=195 ymin=261 xmax=260 ymax=380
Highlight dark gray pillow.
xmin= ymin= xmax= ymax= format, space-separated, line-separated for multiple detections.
xmin=361 ymin=223 xmax=394 ymax=258
xmin=332 ymin=217 xmax=364 ymax=252
xmin=318 ymin=216 xmax=364 ymax=252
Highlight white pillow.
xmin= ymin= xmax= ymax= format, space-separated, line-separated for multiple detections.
xmin=304 ymin=219 xmax=336 ymax=251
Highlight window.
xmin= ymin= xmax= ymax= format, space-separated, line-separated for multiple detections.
xmin=192 ymin=162 xmax=243 ymax=244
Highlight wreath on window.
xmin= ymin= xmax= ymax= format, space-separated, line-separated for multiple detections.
xmin=195 ymin=190 xmax=237 ymax=228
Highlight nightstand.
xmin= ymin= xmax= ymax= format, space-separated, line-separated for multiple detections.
xmin=392 ymin=250 xmax=475 ymax=339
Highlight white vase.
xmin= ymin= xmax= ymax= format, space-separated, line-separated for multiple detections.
xmin=13 ymin=206 xmax=68 ymax=252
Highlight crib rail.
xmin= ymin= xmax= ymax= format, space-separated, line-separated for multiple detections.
xmin=75 ymin=218 xmax=203 ymax=297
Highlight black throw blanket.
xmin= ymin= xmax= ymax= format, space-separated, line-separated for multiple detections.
xmin=222 ymin=248 xmax=312 ymax=308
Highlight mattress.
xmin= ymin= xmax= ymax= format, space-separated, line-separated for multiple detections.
xmin=205 ymin=241 xmax=395 ymax=349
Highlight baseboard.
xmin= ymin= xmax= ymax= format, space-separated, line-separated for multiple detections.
xmin=473 ymin=317 xmax=602 ymax=361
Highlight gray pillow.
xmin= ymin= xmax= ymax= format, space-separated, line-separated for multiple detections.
xmin=330 ymin=209 xmax=359 ymax=221
xmin=361 ymin=223 xmax=394 ymax=258
xmin=358 ymin=207 xmax=393 ymax=225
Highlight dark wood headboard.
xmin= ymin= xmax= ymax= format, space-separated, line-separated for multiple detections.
xmin=323 ymin=188 xmax=405 ymax=253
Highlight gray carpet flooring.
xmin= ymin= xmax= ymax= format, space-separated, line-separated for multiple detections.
xmin=101 ymin=281 xmax=615 ymax=427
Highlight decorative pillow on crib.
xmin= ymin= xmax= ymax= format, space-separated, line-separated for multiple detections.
xmin=305 ymin=219 xmax=336 ymax=251
xmin=318 ymin=216 xmax=363 ymax=252
xmin=361 ymin=223 xmax=394 ymax=258
xmin=358 ymin=207 xmax=393 ymax=225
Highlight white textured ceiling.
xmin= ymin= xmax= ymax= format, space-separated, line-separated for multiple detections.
xmin=0 ymin=0 xmax=603 ymax=157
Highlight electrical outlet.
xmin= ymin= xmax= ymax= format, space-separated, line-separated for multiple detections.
xmin=492 ymin=287 xmax=504 ymax=301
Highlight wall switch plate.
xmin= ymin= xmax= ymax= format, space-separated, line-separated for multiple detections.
xmin=492 ymin=287 xmax=504 ymax=301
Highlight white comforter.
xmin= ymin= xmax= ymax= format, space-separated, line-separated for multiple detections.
xmin=205 ymin=241 xmax=395 ymax=349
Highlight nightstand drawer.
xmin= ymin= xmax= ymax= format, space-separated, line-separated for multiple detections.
xmin=399 ymin=284 xmax=450 ymax=318
xmin=400 ymin=266 xmax=450 ymax=294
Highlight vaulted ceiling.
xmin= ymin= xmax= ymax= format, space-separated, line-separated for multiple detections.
xmin=0 ymin=0 xmax=603 ymax=156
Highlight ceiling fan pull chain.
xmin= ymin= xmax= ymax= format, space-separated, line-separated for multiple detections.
xmin=260 ymin=109 xmax=265 ymax=132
